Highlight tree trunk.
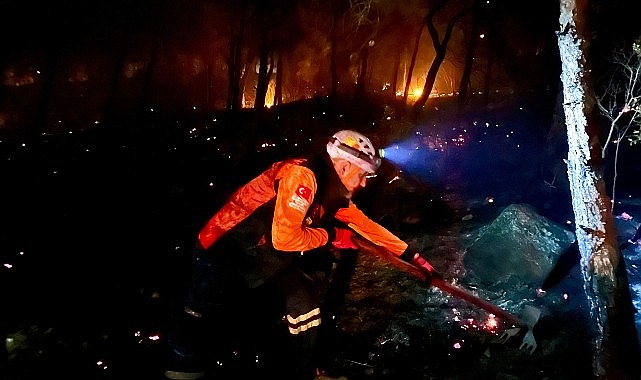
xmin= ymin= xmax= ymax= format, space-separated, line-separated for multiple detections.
xmin=227 ymin=18 xmax=245 ymax=111
xmin=355 ymin=44 xmax=369 ymax=97
xmin=390 ymin=50 xmax=401 ymax=101
xmin=102 ymin=46 xmax=129 ymax=123
xmin=254 ymin=38 xmax=270 ymax=111
xmin=137 ymin=22 xmax=161 ymax=125
xmin=457 ymin=0 xmax=481 ymax=107
xmin=32 ymin=50 xmax=59 ymax=145
xmin=274 ymin=53 xmax=282 ymax=106
xmin=557 ymin=1 xmax=641 ymax=378
xmin=403 ymin=24 xmax=424 ymax=104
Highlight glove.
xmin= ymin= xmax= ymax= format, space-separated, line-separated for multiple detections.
xmin=411 ymin=253 xmax=436 ymax=285
xmin=332 ymin=227 xmax=358 ymax=250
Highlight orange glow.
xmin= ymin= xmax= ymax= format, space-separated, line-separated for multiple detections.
xmin=3 ymin=67 xmax=37 ymax=86
xmin=265 ymin=79 xmax=276 ymax=108
xmin=395 ymin=86 xmax=456 ymax=104
xmin=124 ymin=61 xmax=146 ymax=79
xmin=242 ymin=78 xmax=276 ymax=109
xmin=395 ymin=87 xmax=424 ymax=101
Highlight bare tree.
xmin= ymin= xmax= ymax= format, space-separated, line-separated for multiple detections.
xmin=595 ymin=38 xmax=641 ymax=204
xmin=342 ymin=0 xmax=419 ymax=98
xmin=558 ymin=0 xmax=640 ymax=378
xmin=225 ymin=0 xmax=250 ymax=111
xmin=343 ymin=0 xmax=380 ymax=97
xmin=411 ymin=0 xmax=474 ymax=115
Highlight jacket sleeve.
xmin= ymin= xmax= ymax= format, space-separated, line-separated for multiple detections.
xmin=198 ymin=161 xmax=281 ymax=250
xmin=271 ymin=164 xmax=330 ymax=252
xmin=335 ymin=203 xmax=408 ymax=256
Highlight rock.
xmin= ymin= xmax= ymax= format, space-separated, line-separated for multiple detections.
xmin=463 ymin=203 xmax=575 ymax=287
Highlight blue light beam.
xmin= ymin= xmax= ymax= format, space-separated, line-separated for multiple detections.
xmin=379 ymin=137 xmax=432 ymax=172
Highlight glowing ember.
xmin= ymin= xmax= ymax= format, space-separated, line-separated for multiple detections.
xmin=450 ymin=307 xmax=500 ymax=335
xmin=483 ymin=314 xmax=499 ymax=332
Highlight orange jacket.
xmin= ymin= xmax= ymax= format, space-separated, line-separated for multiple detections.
xmin=198 ymin=158 xmax=408 ymax=257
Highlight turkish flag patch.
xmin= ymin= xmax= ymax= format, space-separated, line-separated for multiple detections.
xmin=296 ymin=185 xmax=312 ymax=202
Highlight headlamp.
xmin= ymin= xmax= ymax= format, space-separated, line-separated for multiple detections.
xmin=332 ymin=138 xmax=382 ymax=172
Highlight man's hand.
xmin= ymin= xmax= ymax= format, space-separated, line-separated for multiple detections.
xmin=332 ymin=228 xmax=358 ymax=249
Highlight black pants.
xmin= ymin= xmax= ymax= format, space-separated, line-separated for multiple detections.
xmin=166 ymin=243 xmax=343 ymax=380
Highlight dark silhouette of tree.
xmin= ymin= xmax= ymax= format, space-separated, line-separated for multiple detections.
xmin=412 ymin=0 xmax=473 ymax=115
xmin=479 ymin=1 xmax=560 ymax=103
xmin=328 ymin=0 xmax=344 ymax=99
xmin=345 ymin=0 xmax=425 ymax=99
xmin=370 ymin=2 xmax=424 ymax=103
xmin=345 ymin=1 xmax=379 ymax=97
xmin=135 ymin=5 xmax=165 ymax=124
xmin=457 ymin=0 xmax=483 ymax=106
xmin=93 ymin=0 xmax=158 ymax=123
xmin=274 ymin=52 xmax=284 ymax=106
xmin=247 ymin=0 xmax=303 ymax=111
xmin=254 ymin=6 xmax=272 ymax=112
xmin=354 ymin=40 xmax=372 ymax=96
xmin=403 ymin=23 xmax=424 ymax=104
xmin=225 ymin=0 xmax=251 ymax=111
xmin=481 ymin=5 xmax=496 ymax=104
xmin=390 ymin=49 xmax=402 ymax=101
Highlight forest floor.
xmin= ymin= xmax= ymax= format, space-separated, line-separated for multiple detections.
xmin=1 ymin=94 xmax=640 ymax=379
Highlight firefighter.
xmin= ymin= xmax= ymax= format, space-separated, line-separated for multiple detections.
xmin=164 ymin=130 xmax=435 ymax=380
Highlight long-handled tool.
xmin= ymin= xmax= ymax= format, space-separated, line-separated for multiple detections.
xmin=352 ymin=235 xmax=526 ymax=328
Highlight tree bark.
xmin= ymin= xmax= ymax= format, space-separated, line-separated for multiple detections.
xmin=557 ymin=0 xmax=641 ymax=378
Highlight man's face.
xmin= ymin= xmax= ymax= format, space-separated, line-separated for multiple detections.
xmin=337 ymin=160 xmax=370 ymax=193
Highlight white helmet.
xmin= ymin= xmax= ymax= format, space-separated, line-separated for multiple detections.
xmin=326 ymin=130 xmax=382 ymax=173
